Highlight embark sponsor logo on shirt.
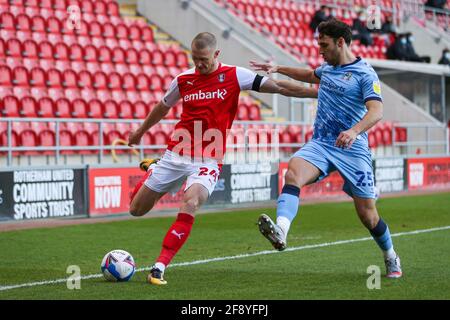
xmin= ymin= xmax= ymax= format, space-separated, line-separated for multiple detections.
xmin=183 ymin=89 xmax=228 ymax=102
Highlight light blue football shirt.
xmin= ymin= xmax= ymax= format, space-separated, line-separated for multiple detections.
xmin=313 ymin=57 xmax=382 ymax=150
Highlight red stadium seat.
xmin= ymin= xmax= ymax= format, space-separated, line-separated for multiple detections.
xmin=59 ymin=129 xmax=74 ymax=154
xmin=112 ymin=47 xmax=126 ymax=63
xmin=70 ymin=98 xmax=87 ymax=118
xmin=38 ymin=41 xmax=54 ymax=60
xmin=103 ymin=22 xmax=116 ymax=38
xmin=62 ymin=69 xmax=78 ymax=88
xmin=6 ymin=38 xmax=22 ymax=57
xmin=20 ymin=96 xmax=38 ymax=117
xmin=47 ymin=68 xmax=63 ymax=88
xmin=78 ymin=70 xmax=93 ymax=88
xmin=248 ymin=104 xmax=261 ymax=120
xmin=55 ymin=98 xmax=72 ymax=118
xmin=87 ymin=99 xmax=103 ymax=118
xmin=23 ymin=39 xmax=38 ymax=58
xmin=89 ymin=21 xmax=103 ymax=37
xmin=129 ymin=28 xmax=142 ymax=44
xmin=84 ymin=45 xmax=98 ymax=62
xmin=2 ymin=95 xmax=20 ymax=117
xmin=163 ymin=50 xmax=177 ymax=67
xmin=73 ymin=129 xmax=92 ymax=154
xmin=106 ymin=1 xmax=119 ymax=16
xmin=122 ymin=73 xmax=136 ymax=91
xmin=176 ymin=51 xmax=189 ymax=67
xmin=237 ymin=105 xmax=249 ymax=120
xmin=54 ymin=42 xmax=70 ymax=60
xmin=19 ymin=129 xmax=38 ymax=154
xmin=37 ymin=97 xmax=54 ymax=117
xmin=103 ymin=100 xmax=119 ymax=118
xmin=80 ymin=0 xmax=94 ymax=13
xmin=47 ymin=16 xmax=61 ymax=34
xmin=98 ymin=46 xmax=112 ymax=62
xmin=0 ymin=12 xmax=15 ymax=30
xmin=38 ymin=129 xmax=55 ymax=154
xmin=30 ymin=67 xmax=46 ymax=87
xmin=12 ymin=66 xmax=29 ymax=87
xmin=136 ymin=73 xmax=150 ymax=91
xmin=75 ymin=20 xmax=89 ymax=36
xmin=108 ymin=72 xmax=122 ymax=91
xmin=118 ymin=100 xmax=133 ymax=119
xmin=115 ymin=23 xmax=128 ymax=39
xmin=139 ymin=49 xmax=152 ymax=65
xmin=94 ymin=1 xmax=107 ymax=15
xmin=141 ymin=26 xmax=153 ymax=41
xmin=17 ymin=14 xmax=31 ymax=31
xmin=126 ymin=48 xmax=139 ymax=64
xmin=0 ymin=65 xmax=12 ymax=86
xmin=152 ymin=49 xmax=164 ymax=65
xmin=133 ymin=100 xmax=148 ymax=119
xmin=149 ymin=74 xmax=163 ymax=91
xmin=93 ymin=71 xmax=108 ymax=89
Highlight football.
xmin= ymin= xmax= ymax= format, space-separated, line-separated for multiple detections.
xmin=101 ymin=250 xmax=136 ymax=282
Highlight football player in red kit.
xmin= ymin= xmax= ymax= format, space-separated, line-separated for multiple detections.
xmin=128 ymin=32 xmax=317 ymax=285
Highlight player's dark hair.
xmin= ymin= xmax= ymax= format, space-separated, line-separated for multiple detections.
xmin=192 ymin=32 xmax=217 ymax=50
xmin=317 ymin=19 xmax=352 ymax=46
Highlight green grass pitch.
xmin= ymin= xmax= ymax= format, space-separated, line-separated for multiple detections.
xmin=0 ymin=192 xmax=449 ymax=299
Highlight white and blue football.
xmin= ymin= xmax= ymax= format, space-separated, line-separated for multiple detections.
xmin=101 ymin=249 xmax=135 ymax=282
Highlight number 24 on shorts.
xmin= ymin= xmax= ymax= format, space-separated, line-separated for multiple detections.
xmin=198 ymin=167 xmax=218 ymax=182
xmin=355 ymin=171 xmax=373 ymax=187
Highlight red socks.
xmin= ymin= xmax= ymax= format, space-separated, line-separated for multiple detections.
xmin=157 ymin=213 xmax=195 ymax=266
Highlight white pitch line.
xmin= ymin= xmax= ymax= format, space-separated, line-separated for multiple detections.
xmin=1 ymin=225 xmax=450 ymax=292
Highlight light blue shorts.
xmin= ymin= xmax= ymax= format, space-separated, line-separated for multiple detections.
xmin=292 ymin=139 xmax=375 ymax=199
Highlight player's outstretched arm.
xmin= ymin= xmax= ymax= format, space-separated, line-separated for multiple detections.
xmin=128 ymin=101 xmax=170 ymax=147
xmin=250 ymin=61 xmax=320 ymax=84
xmin=259 ymin=78 xmax=318 ymax=98
xmin=335 ymin=100 xmax=383 ymax=149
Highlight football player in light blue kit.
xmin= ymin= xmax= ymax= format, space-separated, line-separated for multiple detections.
xmin=251 ymin=19 xmax=402 ymax=278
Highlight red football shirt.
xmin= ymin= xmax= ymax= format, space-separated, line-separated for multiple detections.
xmin=161 ymin=63 xmax=266 ymax=161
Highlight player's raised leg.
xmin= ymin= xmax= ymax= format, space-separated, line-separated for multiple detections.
xmin=259 ymin=157 xmax=321 ymax=250
xmin=353 ymin=196 xmax=402 ymax=278
xmin=129 ymin=183 xmax=165 ymax=217
xmin=149 ymin=183 xmax=209 ymax=285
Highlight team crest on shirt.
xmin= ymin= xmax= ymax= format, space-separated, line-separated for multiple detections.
xmin=343 ymin=72 xmax=352 ymax=81
xmin=218 ymin=73 xmax=225 ymax=83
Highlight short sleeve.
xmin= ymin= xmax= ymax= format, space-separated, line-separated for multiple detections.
xmin=314 ymin=63 xmax=326 ymax=79
xmin=236 ymin=67 xmax=268 ymax=91
xmin=361 ymin=71 xmax=383 ymax=103
xmin=162 ymin=77 xmax=181 ymax=107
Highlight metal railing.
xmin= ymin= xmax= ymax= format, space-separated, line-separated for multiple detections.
xmin=1 ymin=118 xmax=448 ymax=166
